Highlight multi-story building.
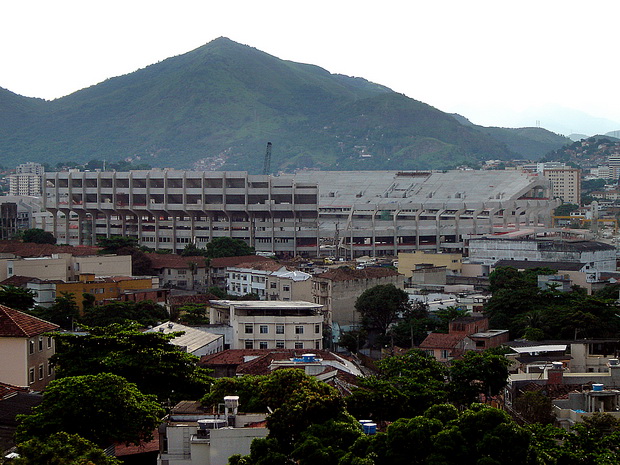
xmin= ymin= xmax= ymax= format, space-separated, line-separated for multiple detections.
xmin=147 ymin=253 xmax=211 ymax=291
xmin=311 ymin=267 xmax=403 ymax=330
xmin=226 ymin=261 xmax=312 ymax=301
xmin=209 ymin=300 xmax=324 ymax=351
xmin=543 ymin=168 xmax=581 ymax=205
xmin=43 ymin=169 xmax=558 ymax=258
xmin=8 ymin=163 xmax=44 ymax=197
xmin=43 ymin=170 xmax=319 ymax=254
xmin=468 ymin=237 xmax=617 ymax=273
xmin=0 ymin=305 xmax=58 ymax=391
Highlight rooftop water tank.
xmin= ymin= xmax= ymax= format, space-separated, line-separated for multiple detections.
xmin=224 ymin=396 xmax=239 ymax=409
xmin=302 ymin=354 xmax=316 ymax=363
xmin=609 ymin=359 xmax=619 ymax=366
xmin=593 ymin=384 xmax=604 ymax=392
xmin=363 ymin=423 xmax=377 ymax=435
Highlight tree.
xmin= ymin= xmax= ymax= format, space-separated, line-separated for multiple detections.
xmin=355 ymin=284 xmax=410 ymax=340
xmin=52 ymin=323 xmax=211 ymax=402
xmin=181 ymin=242 xmax=207 ymax=257
xmin=514 ymin=391 xmax=555 ymax=425
xmin=96 ymin=236 xmax=153 ymax=275
xmin=21 ymin=228 xmax=57 ymax=244
xmin=15 ymin=373 xmax=164 ymax=447
xmin=12 ymin=432 xmax=121 ymax=465
xmin=448 ymin=350 xmax=510 ymax=406
xmin=26 ymin=291 xmax=80 ymax=329
xmin=81 ymin=300 xmax=168 ymax=327
xmin=205 ymin=237 xmax=255 ymax=258
xmin=346 ymin=350 xmax=448 ymax=421
xmin=0 ymin=285 xmax=35 ymax=311
xmin=177 ymin=303 xmax=210 ymax=325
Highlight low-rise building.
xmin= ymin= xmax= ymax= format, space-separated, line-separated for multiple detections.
xmin=56 ymin=274 xmax=160 ymax=312
xmin=209 ymin=300 xmax=324 ymax=351
xmin=226 ymin=261 xmax=312 ymax=301
xmin=148 ymin=254 xmax=211 ymax=291
xmin=0 ymin=305 xmax=58 ymax=391
xmin=311 ymin=267 xmax=403 ymax=330
xmin=148 ymin=322 xmax=224 ymax=357
xmin=157 ymin=400 xmax=268 ymax=465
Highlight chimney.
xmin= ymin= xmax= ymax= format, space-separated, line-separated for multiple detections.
xmin=547 ymin=361 xmax=564 ymax=385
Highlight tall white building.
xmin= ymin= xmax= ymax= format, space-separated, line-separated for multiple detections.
xmin=8 ymin=163 xmax=45 ymax=196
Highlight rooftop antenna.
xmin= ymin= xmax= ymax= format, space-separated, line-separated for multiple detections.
xmin=263 ymin=142 xmax=272 ymax=175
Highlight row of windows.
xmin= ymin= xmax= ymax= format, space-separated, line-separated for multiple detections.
xmin=29 ymin=336 xmax=53 ymax=354
xmin=244 ymin=340 xmax=321 ymax=350
xmin=244 ymin=324 xmax=321 ymax=335
xmin=29 ymin=362 xmax=53 ymax=383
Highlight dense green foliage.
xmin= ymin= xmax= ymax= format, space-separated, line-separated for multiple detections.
xmin=20 ymin=228 xmax=56 ymax=244
xmin=485 ymin=267 xmax=620 ymax=339
xmin=204 ymin=237 xmax=255 ymax=258
xmin=81 ymin=299 xmax=169 ymax=327
xmin=24 ymin=291 xmax=80 ymax=329
xmin=0 ymin=285 xmax=35 ymax=311
xmin=15 ymin=373 xmax=164 ymax=447
xmin=12 ymin=432 xmax=121 ymax=464
xmin=52 ymin=323 xmax=211 ymax=402
xmin=0 ymin=38 xmax=562 ymax=172
xmin=355 ymin=284 xmax=410 ymax=339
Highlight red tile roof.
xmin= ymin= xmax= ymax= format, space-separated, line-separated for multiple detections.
xmin=210 ymin=255 xmax=272 ymax=268
xmin=0 ymin=241 xmax=100 ymax=257
xmin=314 ymin=267 xmax=401 ymax=282
xmin=231 ymin=260 xmax=282 ymax=272
xmin=419 ymin=332 xmax=467 ymax=349
xmin=0 ymin=382 xmax=27 ymax=400
xmin=0 ymin=305 xmax=59 ymax=337
xmin=147 ymin=253 xmax=210 ymax=270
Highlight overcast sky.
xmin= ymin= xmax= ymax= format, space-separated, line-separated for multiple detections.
xmin=2 ymin=0 xmax=619 ymax=134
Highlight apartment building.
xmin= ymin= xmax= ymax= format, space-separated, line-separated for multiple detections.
xmin=209 ymin=300 xmax=324 ymax=350
xmin=226 ymin=261 xmax=312 ymax=301
xmin=543 ymin=167 xmax=581 ymax=205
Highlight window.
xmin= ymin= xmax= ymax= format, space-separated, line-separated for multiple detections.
xmin=276 ymin=324 xmax=284 ymax=334
xmin=315 ymin=340 xmax=321 ymax=349
xmin=38 ymin=364 xmax=44 ymax=380
xmin=276 ymin=341 xmax=285 ymax=349
xmin=245 ymin=324 xmax=253 ymax=334
xmin=47 ymin=361 xmax=53 ymax=377
xmin=295 ymin=342 xmax=304 ymax=349
xmin=441 ymin=349 xmax=450 ymax=359
xmin=295 ymin=326 xmax=304 ymax=334
xmin=259 ymin=325 xmax=268 ymax=334
xmin=38 ymin=337 xmax=43 ymax=351
xmin=47 ymin=336 xmax=52 ymax=349
xmin=29 ymin=368 xmax=35 ymax=384
xmin=259 ymin=341 xmax=268 ymax=349
xmin=270 ymin=282 xmax=277 ymax=289
xmin=244 ymin=340 xmax=254 ymax=349
xmin=29 ymin=340 xmax=35 ymax=355
xmin=282 ymin=285 xmax=290 ymax=292
xmin=315 ymin=324 xmax=321 ymax=334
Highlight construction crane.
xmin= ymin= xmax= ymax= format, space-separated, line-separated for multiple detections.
xmin=263 ymin=142 xmax=272 ymax=175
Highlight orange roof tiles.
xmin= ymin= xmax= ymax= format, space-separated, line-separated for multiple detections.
xmin=0 ymin=305 xmax=59 ymax=338
xmin=147 ymin=253 xmax=210 ymax=270
xmin=0 ymin=241 xmax=100 ymax=257
xmin=419 ymin=333 xmax=468 ymax=349
xmin=210 ymin=255 xmax=272 ymax=268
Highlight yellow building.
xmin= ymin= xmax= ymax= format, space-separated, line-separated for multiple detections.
xmin=56 ymin=274 xmax=158 ymax=312
xmin=397 ymin=251 xmax=462 ymax=278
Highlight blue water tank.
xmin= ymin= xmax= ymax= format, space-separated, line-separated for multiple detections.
xmin=363 ymin=423 xmax=377 ymax=435
xmin=302 ymin=353 xmax=316 ymax=362
xmin=593 ymin=384 xmax=604 ymax=391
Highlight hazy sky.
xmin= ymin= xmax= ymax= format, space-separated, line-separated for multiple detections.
xmin=2 ymin=0 xmax=619 ymax=134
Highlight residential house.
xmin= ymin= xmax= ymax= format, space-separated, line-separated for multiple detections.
xmin=208 ymin=255 xmax=273 ymax=290
xmin=148 ymin=254 xmax=211 ymax=292
xmin=0 ymin=305 xmax=58 ymax=391
xmin=0 ymin=382 xmax=42 ymax=453
xmin=209 ymin=300 xmax=324 ymax=351
xmin=419 ymin=314 xmax=508 ymax=362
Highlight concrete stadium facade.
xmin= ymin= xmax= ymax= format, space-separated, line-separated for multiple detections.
xmin=43 ymin=169 xmax=559 ymax=258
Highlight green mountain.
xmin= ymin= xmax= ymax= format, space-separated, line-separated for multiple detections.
xmin=0 ymin=38 xmax=563 ymax=171
xmin=450 ymin=114 xmax=572 ymax=160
